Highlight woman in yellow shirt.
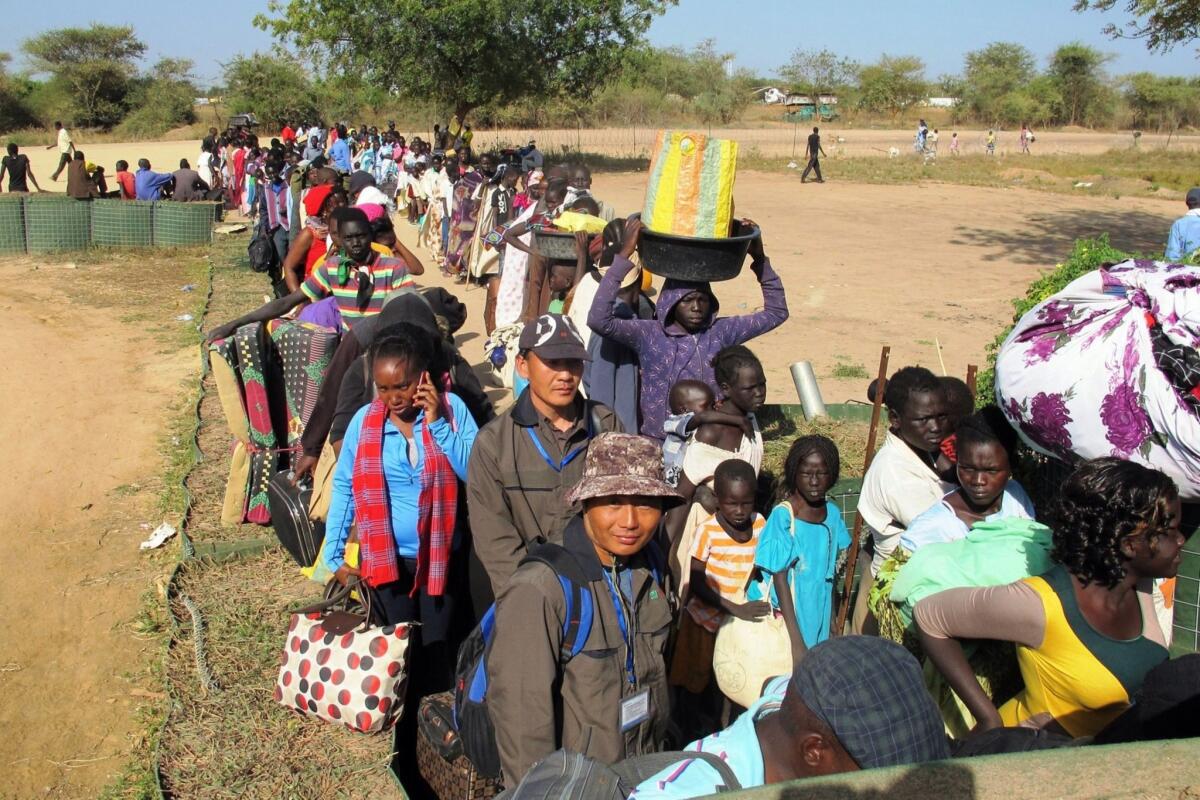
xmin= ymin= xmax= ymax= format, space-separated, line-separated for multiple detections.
xmin=915 ymin=458 xmax=1184 ymax=738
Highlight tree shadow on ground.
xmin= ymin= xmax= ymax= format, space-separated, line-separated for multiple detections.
xmin=949 ymin=206 xmax=1174 ymax=266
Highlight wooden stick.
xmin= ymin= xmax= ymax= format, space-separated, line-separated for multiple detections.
xmin=934 ymin=337 xmax=947 ymax=376
xmin=835 ymin=345 xmax=890 ymax=636
xmin=966 ymin=364 xmax=978 ymax=396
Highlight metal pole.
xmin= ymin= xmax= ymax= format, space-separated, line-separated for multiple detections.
xmin=790 ymin=361 xmax=827 ymax=420
xmin=835 ymin=345 xmax=890 ymax=636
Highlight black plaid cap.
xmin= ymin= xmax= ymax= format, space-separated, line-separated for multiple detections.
xmin=791 ymin=636 xmax=950 ymax=770
xmin=518 ymin=314 xmax=590 ymax=361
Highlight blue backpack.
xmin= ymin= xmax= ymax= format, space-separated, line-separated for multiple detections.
xmin=454 ymin=543 xmax=594 ymax=780
xmin=454 ymin=541 xmax=664 ymax=781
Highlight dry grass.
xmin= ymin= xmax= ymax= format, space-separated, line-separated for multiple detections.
xmin=158 ymin=549 xmax=397 ymax=800
xmin=757 ymin=405 xmax=878 ymax=500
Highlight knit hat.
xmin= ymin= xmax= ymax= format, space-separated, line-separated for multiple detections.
xmin=302 ymin=184 xmax=334 ymax=217
xmin=790 ymin=636 xmax=949 ymax=770
xmin=357 ymin=202 xmax=386 ymax=223
xmin=564 ymin=433 xmax=683 ymax=506
xmin=348 ymin=170 xmax=376 ymax=196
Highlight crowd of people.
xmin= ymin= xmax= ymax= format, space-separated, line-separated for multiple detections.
xmin=197 ymin=116 xmax=1199 ymax=799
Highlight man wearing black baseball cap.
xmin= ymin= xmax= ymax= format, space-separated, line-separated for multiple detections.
xmin=467 ymin=314 xmax=625 ymax=607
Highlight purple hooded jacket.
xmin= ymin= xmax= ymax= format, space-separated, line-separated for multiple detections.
xmin=587 ymin=253 xmax=788 ymax=438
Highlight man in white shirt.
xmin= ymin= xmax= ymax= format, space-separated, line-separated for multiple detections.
xmin=47 ymin=121 xmax=74 ymax=181
xmin=852 ymin=366 xmax=952 ymax=633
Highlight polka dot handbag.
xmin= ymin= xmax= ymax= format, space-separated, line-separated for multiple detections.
xmin=275 ymin=578 xmax=413 ymax=733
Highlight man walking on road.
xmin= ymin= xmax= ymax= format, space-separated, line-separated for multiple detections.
xmin=801 ymin=126 xmax=826 ymax=184
xmin=46 ymin=121 xmax=74 ymax=181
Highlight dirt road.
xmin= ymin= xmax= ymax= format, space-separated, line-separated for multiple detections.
xmin=0 ymin=256 xmax=199 ymax=798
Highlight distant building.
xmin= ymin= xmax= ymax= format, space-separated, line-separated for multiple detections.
xmin=925 ymin=97 xmax=960 ymax=108
xmin=754 ymin=87 xmax=788 ymax=105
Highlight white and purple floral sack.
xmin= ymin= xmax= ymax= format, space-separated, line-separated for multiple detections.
xmin=995 ymin=259 xmax=1200 ymax=500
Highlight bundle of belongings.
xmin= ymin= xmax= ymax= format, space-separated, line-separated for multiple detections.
xmin=208 ymin=319 xmax=340 ymax=546
xmin=995 ymin=259 xmax=1200 ymax=500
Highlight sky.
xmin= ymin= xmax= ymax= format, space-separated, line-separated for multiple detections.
xmin=0 ymin=0 xmax=1196 ymax=86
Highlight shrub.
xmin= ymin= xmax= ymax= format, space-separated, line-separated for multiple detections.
xmin=975 ymin=235 xmax=1131 ymax=406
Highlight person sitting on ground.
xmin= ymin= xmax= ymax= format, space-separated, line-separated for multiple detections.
xmin=1165 ymin=187 xmax=1200 ymax=262
xmin=466 ymin=314 xmax=625 ymax=606
xmin=852 ymin=366 xmax=952 ymax=633
xmin=752 ymin=435 xmax=850 ymax=662
xmin=670 ymin=459 xmax=768 ymax=698
xmin=171 ymin=158 xmax=210 ymax=202
xmin=487 ymin=432 xmax=680 ymax=786
xmin=588 ymin=217 xmax=788 ymax=440
xmin=629 ymin=636 xmax=950 ymax=798
xmin=0 ymin=143 xmax=40 ymax=193
xmin=113 ymin=159 xmax=135 ymax=200
xmin=134 ymin=158 xmax=173 ymax=201
xmin=66 ymin=151 xmax=97 ymax=200
xmin=661 ymin=379 xmax=750 ymax=489
xmin=204 ymin=207 xmax=414 ymax=340
xmin=900 ymin=406 xmax=1036 ymax=552
xmin=916 ymin=457 xmax=1182 ymax=738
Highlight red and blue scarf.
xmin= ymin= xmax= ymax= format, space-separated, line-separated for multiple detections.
xmin=350 ymin=388 xmax=457 ymax=596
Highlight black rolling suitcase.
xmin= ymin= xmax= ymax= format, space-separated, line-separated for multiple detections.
xmin=267 ymin=470 xmax=324 ymax=567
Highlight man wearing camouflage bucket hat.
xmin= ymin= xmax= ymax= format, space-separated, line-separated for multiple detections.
xmin=486 ymin=432 xmax=682 ymax=786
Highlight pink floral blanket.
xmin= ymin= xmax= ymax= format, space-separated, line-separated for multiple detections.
xmin=996 ymin=259 xmax=1200 ymax=499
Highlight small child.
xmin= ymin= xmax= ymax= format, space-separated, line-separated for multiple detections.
xmin=986 ymin=130 xmax=996 ymax=155
xmin=669 ymin=459 xmax=769 ymax=695
xmin=751 ymin=435 xmax=850 ymax=660
xmin=114 ymin=159 xmax=135 ymax=200
xmin=949 ymin=132 xmax=960 ymax=156
xmin=662 ymin=379 xmax=751 ymax=488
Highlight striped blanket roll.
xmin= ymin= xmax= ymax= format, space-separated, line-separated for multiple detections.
xmin=642 ymin=130 xmax=738 ymax=239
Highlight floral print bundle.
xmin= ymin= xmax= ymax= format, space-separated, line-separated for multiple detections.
xmin=996 ymin=259 xmax=1200 ymax=499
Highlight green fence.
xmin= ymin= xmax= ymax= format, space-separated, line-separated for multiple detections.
xmin=0 ymin=197 xmax=23 ymax=255
xmin=0 ymin=197 xmax=216 ymax=254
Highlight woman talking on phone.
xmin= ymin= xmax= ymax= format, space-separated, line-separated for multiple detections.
xmin=320 ymin=322 xmax=479 ymax=790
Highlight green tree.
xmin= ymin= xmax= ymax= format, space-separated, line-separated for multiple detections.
xmin=779 ymin=48 xmax=859 ymax=99
xmin=22 ymin=25 xmax=146 ymax=128
xmin=960 ymin=42 xmax=1037 ymax=122
xmin=0 ymin=52 xmax=36 ymax=132
xmin=223 ymin=53 xmax=321 ymax=128
xmin=1047 ymin=42 xmax=1112 ymax=125
xmin=119 ymin=58 xmax=198 ymax=138
xmin=1074 ymin=0 xmax=1200 ymax=52
xmin=255 ymin=0 xmax=674 ymax=122
xmin=1124 ymin=72 xmax=1200 ymax=130
xmin=855 ymin=55 xmax=927 ymax=119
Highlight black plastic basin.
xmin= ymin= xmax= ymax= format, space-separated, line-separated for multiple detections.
xmin=637 ymin=223 xmax=760 ymax=282
xmin=534 ymin=229 xmax=583 ymax=261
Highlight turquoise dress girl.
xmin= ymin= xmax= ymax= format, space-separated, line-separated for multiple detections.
xmin=749 ymin=436 xmax=850 ymax=655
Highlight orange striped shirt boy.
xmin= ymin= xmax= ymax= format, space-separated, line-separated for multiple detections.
xmin=685 ymin=512 xmax=765 ymax=633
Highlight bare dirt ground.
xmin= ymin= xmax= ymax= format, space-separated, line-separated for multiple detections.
xmin=0 ymin=132 xmax=1181 ymax=798
xmin=0 ymin=253 xmax=202 ymax=799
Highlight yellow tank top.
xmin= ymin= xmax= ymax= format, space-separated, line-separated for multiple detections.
xmin=999 ymin=566 xmax=1167 ymax=737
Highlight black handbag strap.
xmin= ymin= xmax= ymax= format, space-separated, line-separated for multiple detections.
xmin=294 ymin=576 xmax=376 ymax=631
